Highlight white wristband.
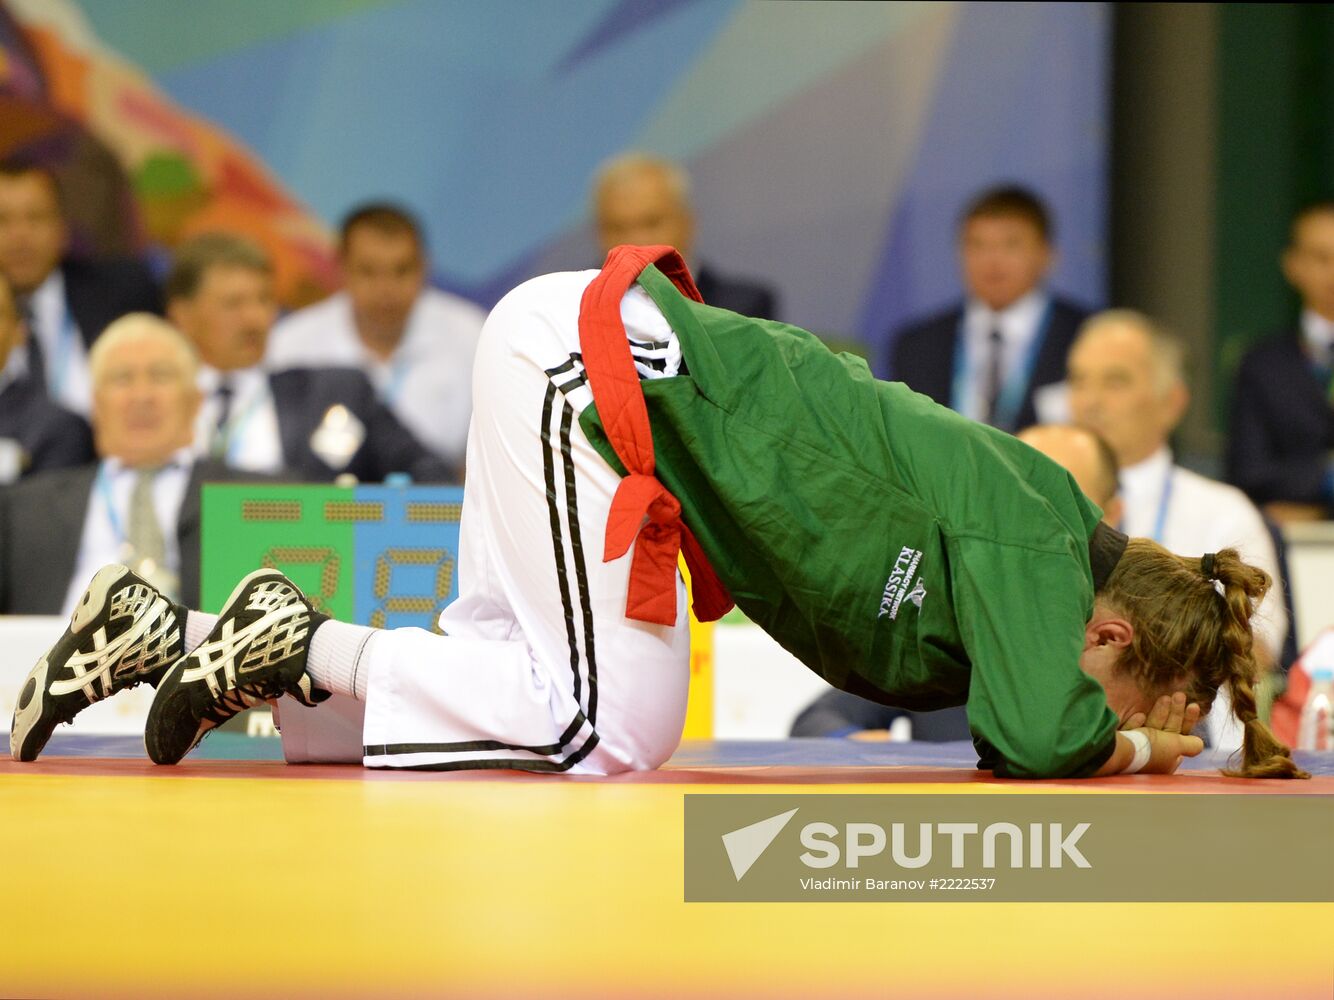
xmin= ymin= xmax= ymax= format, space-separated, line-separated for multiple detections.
xmin=1121 ymin=729 xmax=1152 ymax=774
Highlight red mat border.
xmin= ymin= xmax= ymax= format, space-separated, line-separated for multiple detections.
xmin=3 ymin=756 xmax=1332 ymax=793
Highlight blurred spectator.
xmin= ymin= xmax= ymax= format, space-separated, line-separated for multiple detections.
xmin=0 ymin=160 xmax=160 ymax=417
xmin=1068 ymin=309 xmax=1287 ymax=748
xmin=791 ymin=424 xmax=1121 ymax=742
xmin=1016 ymin=423 xmax=1123 ymax=527
xmin=883 ymin=185 xmax=1088 ymax=432
xmin=0 ymin=314 xmax=263 ymax=614
xmin=267 ymin=204 xmax=485 ymax=472
xmin=165 ymin=233 xmax=451 ymax=484
xmin=1227 ymin=200 xmax=1334 ymax=522
xmin=0 ymin=269 xmax=93 ymax=481
xmin=593 ymin=153 xmax=779 ymax=320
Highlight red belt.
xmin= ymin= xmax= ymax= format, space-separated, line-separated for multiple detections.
xmin=578 ymin=244 xmax=735 ymax=627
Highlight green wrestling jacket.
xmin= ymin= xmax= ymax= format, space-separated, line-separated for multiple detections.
xmin=579 ymin=264 xmax=1123 ymax=779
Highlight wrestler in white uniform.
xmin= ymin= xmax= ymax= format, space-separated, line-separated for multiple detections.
xmin=280 ymin=271 xmax=693 ymax=774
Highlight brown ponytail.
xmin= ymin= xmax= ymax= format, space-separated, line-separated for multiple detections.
xmin=1099 ymin=541 xmax=1309 ymax=780
xmin=1209 ymin=550 xmax=1309 ymax=778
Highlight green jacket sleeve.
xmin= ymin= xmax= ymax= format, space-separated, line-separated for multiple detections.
xmin=949 ymin=534 xmax=1119 ymax=779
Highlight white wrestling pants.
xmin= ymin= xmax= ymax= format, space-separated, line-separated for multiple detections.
xmin=278 ymin=271 xmax=692 ymax=774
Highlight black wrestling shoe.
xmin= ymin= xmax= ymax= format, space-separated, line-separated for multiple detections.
xmin=10 ymin=564 xmax=186 ymax=762
xmin=144 ymin=568 xmax=329 ymax=765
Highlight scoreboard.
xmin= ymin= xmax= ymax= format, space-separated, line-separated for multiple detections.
xmin=201 ymin=483 xmax=463 ymax=631
xmin=200 ymin=482 xmax=713 ymax=736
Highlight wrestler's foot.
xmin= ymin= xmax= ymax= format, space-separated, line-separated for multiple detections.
xmin=10 ymin=564 xmax=186 ymax=762
xmin=145 ymin=569 xmax=329 ymax=765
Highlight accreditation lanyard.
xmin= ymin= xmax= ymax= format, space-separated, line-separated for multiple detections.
xmin=95 ymin=463 xmax=132 ymax=554
xmin=213 ymin=381 xmax=266 ymax=464
xmin=1117 ymin=467 xmax=1174 ymax=543
xmin=380 ymin=351 xmax=412 ymax=408
xmin=95 ymin=462 xmax=181 ymax=592
xmin=949 ymin=299 xmax=1053 ymax=429
xmin=44 ymin=300 xmax=80 ymax=402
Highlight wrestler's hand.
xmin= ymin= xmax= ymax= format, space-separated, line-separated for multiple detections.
xmin=1096 ymin=723 xmax=1205 ymax=777
xmin=1134 ymin=725 xmax=1205 ymax=775
xmin=1120 ymin=691 xmax=1201 ymax=736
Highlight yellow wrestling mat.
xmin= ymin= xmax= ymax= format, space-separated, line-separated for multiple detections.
xmin=1 ymin=742 xmax=1331 ymax=999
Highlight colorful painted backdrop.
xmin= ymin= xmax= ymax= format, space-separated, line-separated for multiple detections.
xmin=0 ymin=0 xmax=1108 ymax=350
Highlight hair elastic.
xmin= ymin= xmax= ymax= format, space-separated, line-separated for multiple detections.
xmin=1200 ymin=552 xmax=1217 ymax=580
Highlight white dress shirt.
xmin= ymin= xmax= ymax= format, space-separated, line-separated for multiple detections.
xmin=267 ymin=288 xmax=486 ymax=468
xmin=1300 ymin=308 xmax=1334 ymax=366
xmin=193 ymin=365 xmax=284 ymax=474
xmin=62 ymin=450 xmax=194 ymax=615
xmin=1118 ymin=446 xmax=1289 ymax=751
xmin=958 ymin=289 xmax=1050 ymax=425
xmin=29 ymin=269 xmax=92 ymax=417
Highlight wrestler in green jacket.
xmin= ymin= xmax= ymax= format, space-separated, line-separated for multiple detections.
xmin=581 ymin=264 xmax=1122 ymax=780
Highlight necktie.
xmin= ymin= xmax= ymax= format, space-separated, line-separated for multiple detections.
xmin=981 ymin=326 xmax=1004 ymax=426
xmin=211 ymin=379 xmax=234 ymax=458
xmin=17 ymin=297 xmax=47 ymax=392
xmin=127 ymin=467 xmax=167 ymax=577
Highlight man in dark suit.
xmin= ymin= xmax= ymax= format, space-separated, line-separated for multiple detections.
xmin=592 ymin=152 xmax=779 ymax=320
xmin=165 ymin=233 xmax=452 ymax=483
xmin=0 ymin=459 xmax=261 ymax=615
xmin=693 ymin=266 xmax=776 ymax=325
xmin=0 ymin=314 xmax=261 ymax=614
xmin=882 ymin=185 xmax=1088 ymax=433
xmin=0 ymin=269 xmax=93 ymax=481
xmin=0 ymin=160 xmax=160 ymax=418
xmin=1228 ymin=200 xmax=1334 ymax=521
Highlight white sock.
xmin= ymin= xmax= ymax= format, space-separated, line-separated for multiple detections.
xmin=305 ymin=620 xmax=380 ymax=701
xmin=184 ymin=611 xmax=218 ymax=649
